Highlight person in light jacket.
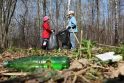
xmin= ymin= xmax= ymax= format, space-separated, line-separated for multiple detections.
xmin=66 ymin=11 xmax=78 ymax=49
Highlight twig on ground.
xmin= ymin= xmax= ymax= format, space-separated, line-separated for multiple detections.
xmin=72 ymin=75 xmax=77 ymax=83
xmin=79 ymin=75 xmax=90 ymax=83
xmin=96 ymin=43 xmax=120 ymax=48
xmin=75 ymin=67 xmax=90 ymax=75
xmin=1 ymin=72 xmax=29 ymax=76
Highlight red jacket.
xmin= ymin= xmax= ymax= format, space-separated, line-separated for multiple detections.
xmin=41 ymin=21 xmax=52 ymax=39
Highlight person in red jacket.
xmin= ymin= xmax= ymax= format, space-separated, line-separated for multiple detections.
xmin=41 ymin=16 xmax=52 ymax=50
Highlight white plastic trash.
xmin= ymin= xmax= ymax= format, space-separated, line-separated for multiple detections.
xmin=96 ymin=52 xmax=115 ymax=61
xmin=95 ymin=52 xmax=122 ymax=62
xmin=112 ymin=55 xmax=123 ymax=62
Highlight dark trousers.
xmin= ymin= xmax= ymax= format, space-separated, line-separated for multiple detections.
xmin=42 ymin=38 xmax=49 ymax=50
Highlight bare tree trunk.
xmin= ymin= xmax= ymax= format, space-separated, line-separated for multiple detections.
xmin=114 ymin=0 xmax=119 ymax=45
xmin=18 ymin=0 xmax=28 ymax=48
xmin=96 ymin=0 xmax=100 ymax=42
xmin=0 ymin=0 xmax=17 ymax=48
xmin=78 ymin=0 xmax=82 ymax=41
xmin=92 ymin=0 xmax=95 ymax=25
xmin=36 ymin=0 xmax=41 ymax=47
xmin=67 ymin=0 xmax=71 ymax=12
xmin=37 ymin=0 xmax=40 ymax=28
xmin=56 ymin=0 xmax=59 ymax=33
xmin=109 ymin=0 xmax=114 ymax=45
xmin=43 ymin=0 xmax=46 ymax=16
xmin=50 ymin=0 xmax=52 ymax=20
xmin=0 ymin=0 xmax=3 ymax=49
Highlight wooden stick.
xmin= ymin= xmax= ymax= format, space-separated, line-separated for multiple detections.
xmin=75 ymin=67 xmax=90 ymax=75
xmin=79 ymin=30 xmax=83 ymax=58
xmin=73 ymin=31 xmax=80 ymax=44
xmin=96 ymin=43 xmax=120 ymax=48
xmin=72 ymin=75 xmax=77 ymax=83
xmin=90 ymin=64 xmax=109 ymax=70
xmin=70 ymin=28 xmax=80 ymax=44
xmin=1 ymin=72 xmax=28 ymax=76
xmin=0 ymin=70 xmax=9 ymax=73
xmin=63 ymin=75 xmax=68 ymax=83
xmin=79 ymin=75 xmax=90 ymax=83
xmin=72 ymin=67 xmax=90 ymax=83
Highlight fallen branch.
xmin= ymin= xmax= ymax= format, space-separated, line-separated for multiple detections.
xmin=1 ymin=72 xmax=29 ymax=76
xmin=71 ymin=67 xmax=90 ymax=83
xmin=90 ymin=64 xmax=109 ymax=70
xmin=63 ymin=75 xmax=68 ymax=83
xmin=72 ymin=75 xmax=77 ymax=83
xmin=0 ymin=70 xmax=9 ymax=73
xmin=79 ymin=75 xmax=90 ymax=83
xmin=75 ymin=67 xmax=90 ymax=75
xmin=96 ymin=43 xmax=120 ymax=48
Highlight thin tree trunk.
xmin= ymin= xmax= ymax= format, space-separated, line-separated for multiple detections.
xmin=0 ymin=0 xmax=3 ymax=48
xmin=92 ymin=0 xmax=95 ymax=25
xmin=96 ymin=0 xmax=100 ymax=42
xmin=43 ymin=0 xmax=46 ymax=16
xmin=68 ymin=0 xmax=71 ymax=12
xmin=50 ymin=0 xmax=52 ymax=20
xmin=37 ymin=0 xmax=40 ymax=28
xmin=0 ymin=0 xmax=17 ymax=48
xmin=56 ymin=0 xmax=59 ymax=33
xmin=114 ymin=0 xmax=119 ymax=45
xmin=78 ymin=0 xmax=82 ymax=41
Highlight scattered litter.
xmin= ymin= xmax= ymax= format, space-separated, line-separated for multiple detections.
xmin=95 ymin=52 xmax=122 ymax=62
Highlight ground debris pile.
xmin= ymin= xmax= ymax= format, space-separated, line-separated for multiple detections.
xmin=0 ymin=47 xmax=124 ymax=83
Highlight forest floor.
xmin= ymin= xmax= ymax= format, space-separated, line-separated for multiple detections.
xmin=0 ymin=45 xmax=124 ymax=83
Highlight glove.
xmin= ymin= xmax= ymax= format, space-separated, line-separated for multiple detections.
xmin=72 ymin=25 xmax=76 ymax=29
xmin=71 ymin=22 xmax=76 ymax=29
xmin=66 ymin=26 xmax=68 ymax=29
xmin=51 ymin=29 xmax=55 ymax=33
xmin=66 ymin=26 xmax=71 ymax=29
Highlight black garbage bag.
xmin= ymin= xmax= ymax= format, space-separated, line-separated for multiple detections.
xmin=48 ymin=31 xmax=58 ymax=50
xmin=56 ymin=29 xmax=71 ymax=49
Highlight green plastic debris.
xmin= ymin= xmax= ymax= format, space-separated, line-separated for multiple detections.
xmin=3 ymin=55 xmax=70 ymax=71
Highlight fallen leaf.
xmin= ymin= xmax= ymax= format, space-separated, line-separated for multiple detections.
xmin=69 ymin=60 xmax=83 ymax=69
xmin=110 ymin=62 xmax=124 ymax=78
xmin=78 ymin=59 xmax=89 ymax=66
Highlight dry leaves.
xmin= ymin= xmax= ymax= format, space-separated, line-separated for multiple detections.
xmin=110 ymin=62 xmax=124 ymax=78
xmin=69 ymin=59 xmax=89 ymax=70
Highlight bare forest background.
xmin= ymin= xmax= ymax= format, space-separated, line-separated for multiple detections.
xmin=0 ymin=0 xmax=124 ymax=49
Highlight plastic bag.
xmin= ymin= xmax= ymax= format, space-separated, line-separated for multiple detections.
xmin=56 ymin=29 xmax=71 ymax=49
xmin=48 ymin=32 xmax=58 ymax=50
